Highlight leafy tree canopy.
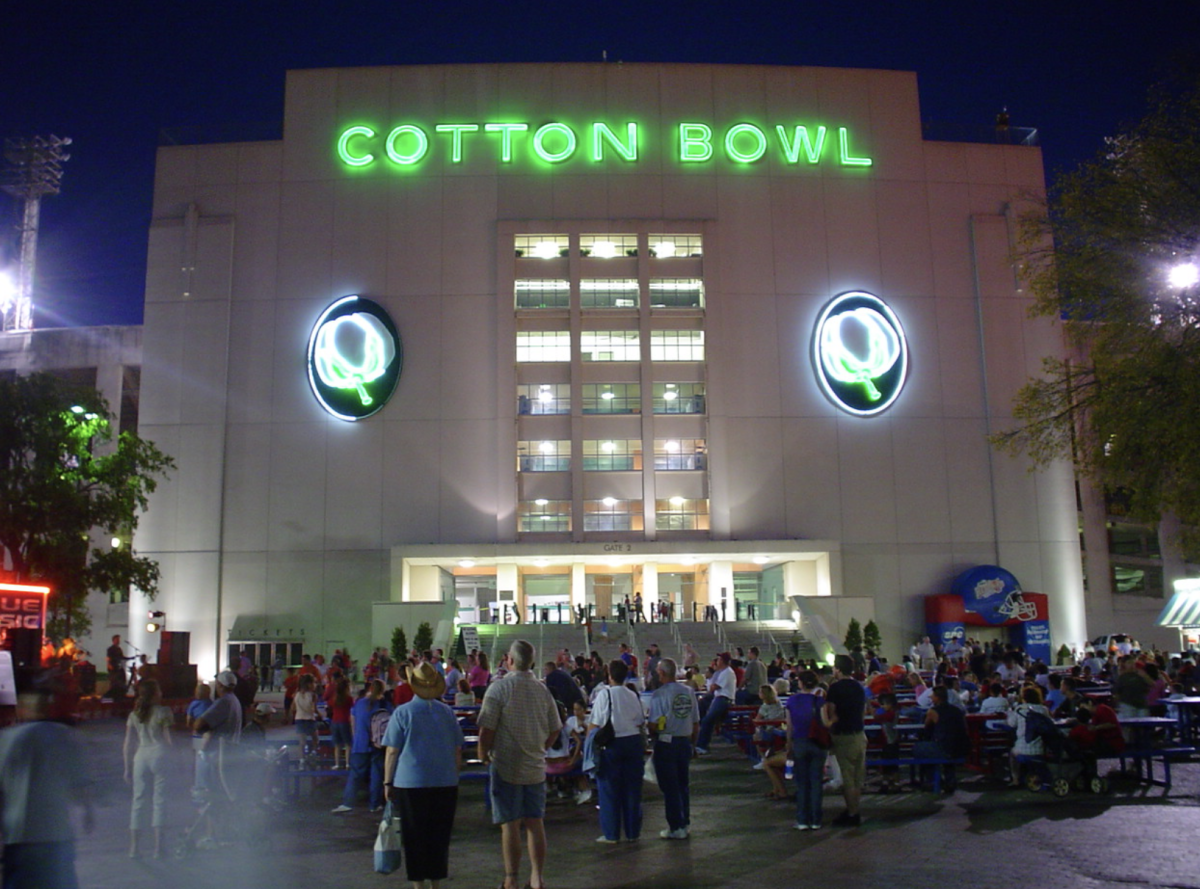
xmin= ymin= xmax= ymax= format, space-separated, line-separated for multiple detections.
xmin=0 ymin=373 xmax=174 ymax=641
xmin=996 ymin=70 xmax=1200 ymax=555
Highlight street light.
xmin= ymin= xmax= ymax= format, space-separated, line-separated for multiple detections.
xmin=1169 ymin=262 xmax=1199 ymax=290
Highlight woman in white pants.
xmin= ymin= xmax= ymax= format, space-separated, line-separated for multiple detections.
xmin=124 ymin=679 xmax=174 ymax=858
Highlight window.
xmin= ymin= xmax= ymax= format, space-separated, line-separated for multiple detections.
xmin=580 ymin=234 xmax=638 ymax=258
xmin=515 ymin=279 xmax=569 ymax=308
xmin=519 ymin=500 xmax=571 ymax=532
xmin=654 ymin=438 xmax=706 ymax=470
xmin=651 ymin=330 xmax=704 ymax=361
xmin=649 ymin=278 xmax=704 ymax=308
xmin=517 ymin=331 xmax=571 ymax=362
xmin=515 ymin=234 xmax=569 ymax=259
xmin=656 ymin=497 xmax=710 ymax=531
xmin=581 ymin=279 xmax=639 ymax=308
xmin=517 ymin=440 xmax=571 ymax=472
xmin=581 ymin=330 xmax=640 ymax=362
xmin=1112 ymin=562 xmax=1164 ymax=598
xmin=518 ymin=383 xmax=569 ymax=415
xmin=582 ymin=439 xmax=642 ymax=471
xmin=649 ymin=234 xmax=702 ymax=258
xmin=583 ymin=499 xmax=644 ymax=532
xmin=581 ymin=383 xmax=640 ymax=414
xmin=653 ymin=382 xmax=705 ymax=414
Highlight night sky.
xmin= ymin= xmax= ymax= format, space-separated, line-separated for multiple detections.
xmin=1 ymin=1 xmax=1196 ymax=328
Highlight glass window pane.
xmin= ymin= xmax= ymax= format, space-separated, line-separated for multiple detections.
xmin=649 ymin=278 xmax=704 ymax=308
xmin=516 ymin=331 xmax=571 ymax=362
xmin=581 ymin=439 xmax=642 ymax=471
xmin=517 ymin=440 xmax=571 ymax=472
xmin=581 ymin=279 xmax=639 ymax=308
xmin=581 ymin=330 xmax=640 ymax=361
xmin=515 ymin=234 xmax=569 ymax=259
xmin=518 ymin=383 xmax=569 ymax=415
xmin=652 ymin=382 xmax=705 ymax=414
xmin=581 ymin=383 xmax=640 ymax=414
xmin=648 ymin=234 xmax=702 ymax=258
xmin=653 ymin=439 xmax=707 ymax=470
xmin=580 ymin=234 xmax=638 ymax=258
xmin=650 ymin=330 xmax=704 ymax=361
xmin=515 ymin=279 xmax=569 ymax=308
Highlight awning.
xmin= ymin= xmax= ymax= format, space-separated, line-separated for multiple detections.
xmin=1156 ymin=589 xmax=1200 ymax=627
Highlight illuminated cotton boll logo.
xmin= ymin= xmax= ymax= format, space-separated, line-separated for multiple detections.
xmin=307 ymin=296 xmax=403 ymax=421
xmin=813 ymin=291 xmax=908 ymax=416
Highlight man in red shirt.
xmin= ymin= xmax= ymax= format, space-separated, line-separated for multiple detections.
xmin=1069 ymin=702 xmax=1125 ymax=755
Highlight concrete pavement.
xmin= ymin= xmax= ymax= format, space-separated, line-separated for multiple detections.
xmin=52 ymin=716 xmax=1200 ymax=889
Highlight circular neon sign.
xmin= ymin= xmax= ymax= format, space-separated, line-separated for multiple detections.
xmin=812 ymin=291 xmax=907 ymax=416
xmin=307 ymin=295 xmax=402 ymax=421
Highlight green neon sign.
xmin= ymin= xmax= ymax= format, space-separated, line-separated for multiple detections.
xmin=335 ymin=119 xmax=871 ymax=168
xmin=812 ymin=291 xmax=907 ymax=417
xmin=307 ymin=295 xmax=403 ymax=421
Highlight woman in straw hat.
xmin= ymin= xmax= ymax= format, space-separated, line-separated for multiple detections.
xmin=382 ymin=662 xmax=464 ymax=889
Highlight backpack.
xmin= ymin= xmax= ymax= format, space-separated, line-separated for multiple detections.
xmin=370 ymin=707 xmax=391 ymax=749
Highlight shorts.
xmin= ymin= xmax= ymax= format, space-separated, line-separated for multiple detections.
xmin=295 ymin=719 xmax=316 ymax=737
xmin=831 ymin=732 xmax=867 ymax=790
xmin=330 ymin=721 xmax=352 ymax=746
xmin=489 ymin=764 xmax=547 ymax=824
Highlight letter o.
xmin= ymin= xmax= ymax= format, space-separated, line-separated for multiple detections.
xmin=724 ymin=123 xmax=767 ymax=163
xmin=385 ymin=125 xmax=430 ymax=165
xmin=533 ymin=123 xmax=577 ymax=163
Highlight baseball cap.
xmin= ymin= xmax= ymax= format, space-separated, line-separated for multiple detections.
xmin=255 ymin=702 xmax=276 ymax=716
xmin=216 ymin=670 xmax=238 ymax=688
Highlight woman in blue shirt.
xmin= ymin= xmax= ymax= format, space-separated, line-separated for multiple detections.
xmin=383 ymin=662 xmax=464 ymax=889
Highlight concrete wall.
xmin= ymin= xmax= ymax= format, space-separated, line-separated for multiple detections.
xmin=133 ymin=63 xmax=1084 ymax=672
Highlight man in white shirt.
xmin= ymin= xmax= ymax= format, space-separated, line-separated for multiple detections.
xmin=695 ymin=653 xmax=735 ymax=754
xmin=915 ymin=636 xmax=937 ymax=670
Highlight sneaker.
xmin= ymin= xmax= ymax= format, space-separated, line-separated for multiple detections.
xmin=369 ymin=806 xmax=384 ymax=813
xmin=809 ymin=822 xmax=822 ymax=830
xmin=575 ymin=789 xmax=593 ymax=805
xmin=669 ymin=828 xmax=689 ymax=839
xmin=694 ymin=747 xmax=709 ymax=755
xmin=793 ymin=823 xmax=810 ymax=831
xmin=595 ymin=836 xmax=618 ymax=844
xmin=331 ymin=805 xmax=352 ymax=814
xmin=752 ymin=761 xmax=766 ymax=770
xmin=831 ymin=812 xmax=861 ymax=827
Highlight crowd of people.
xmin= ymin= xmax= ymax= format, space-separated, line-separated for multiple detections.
xmin=4 ymin=629 xmax=1199 ymax=889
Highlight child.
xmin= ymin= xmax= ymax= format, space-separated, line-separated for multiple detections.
xmin=875 ymin=692 xmax=901 ymax=792
xmin=187 ymin=682 xmax=212 ymax=795
xmin=289 ymin=673 xmax=320 ymax=758
xmin=564 ymin=700 xmax=592 ymax=804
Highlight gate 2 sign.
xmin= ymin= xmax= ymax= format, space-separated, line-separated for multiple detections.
xmin=812 ymin=291 xmax=908 ymax=417
xmin=307 ymin=296 xmax=403 ymax=421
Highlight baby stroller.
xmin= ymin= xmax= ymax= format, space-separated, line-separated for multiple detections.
xmin=1016 ymin=710 xmax=1108 ymax=796
xmin=176 ymin=737 xmax=289 ymax=857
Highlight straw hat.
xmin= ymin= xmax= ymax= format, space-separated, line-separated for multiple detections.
xmin=409 ymin=662 xmax=447 ymax=700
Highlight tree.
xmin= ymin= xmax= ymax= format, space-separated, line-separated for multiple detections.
xmin=863 ymin=619 xmax=882 ymax=653
xmin=0 ymin=373 xmax=174 ymax=641
xmin=413 ymin=621 xmax=433 ymax=654
xmin=843 ymin=617 xmax=863 ymax=651
xmin=391 ymin=626 xmax=407 ymax=663
xmin=995 ymin=71 xmax=1200 ymax=556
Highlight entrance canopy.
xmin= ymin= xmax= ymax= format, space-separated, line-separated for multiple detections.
xmin=391 ymin=540 xmax=839 ymax=623
xmin=1157 ymin=579 xmax=1200 ymax=628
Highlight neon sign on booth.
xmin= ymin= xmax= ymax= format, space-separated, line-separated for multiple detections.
xmin=812 ymin=291 xmax=908 ymax=417
xmin=307 ymin=296 xmax=403 ymax=421
xmin=336 ymin=121 xmax=871 ymax=169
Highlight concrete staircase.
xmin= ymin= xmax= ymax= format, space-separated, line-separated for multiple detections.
xmin=459 ymin=619 xmax=820 ymax=672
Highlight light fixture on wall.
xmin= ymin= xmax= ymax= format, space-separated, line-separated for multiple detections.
xmin=146 ymin=610 xmax=166 ymax=633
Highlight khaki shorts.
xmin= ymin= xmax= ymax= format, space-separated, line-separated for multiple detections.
xmin=831 ymin=732 xmax=867 ymax=790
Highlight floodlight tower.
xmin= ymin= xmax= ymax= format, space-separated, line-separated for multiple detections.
xmin=1 ymin=135 xmax=71 ymax=331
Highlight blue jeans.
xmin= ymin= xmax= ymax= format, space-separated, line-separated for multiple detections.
xmin=598 ymin=735 xmax=644 ymax=841
xmin=652 ymin=737 xmax=692 ymax=831
xmin=342 ymin=749 xmax=385 ymax=809
xmin=793 ymin=738 xmax=826 ymax=826
xmin=696 ymin=696 xmax=730 ymax=750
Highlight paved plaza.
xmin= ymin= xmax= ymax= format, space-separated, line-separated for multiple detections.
xmin=50 ymin=715 xmax=1200 ymax=889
